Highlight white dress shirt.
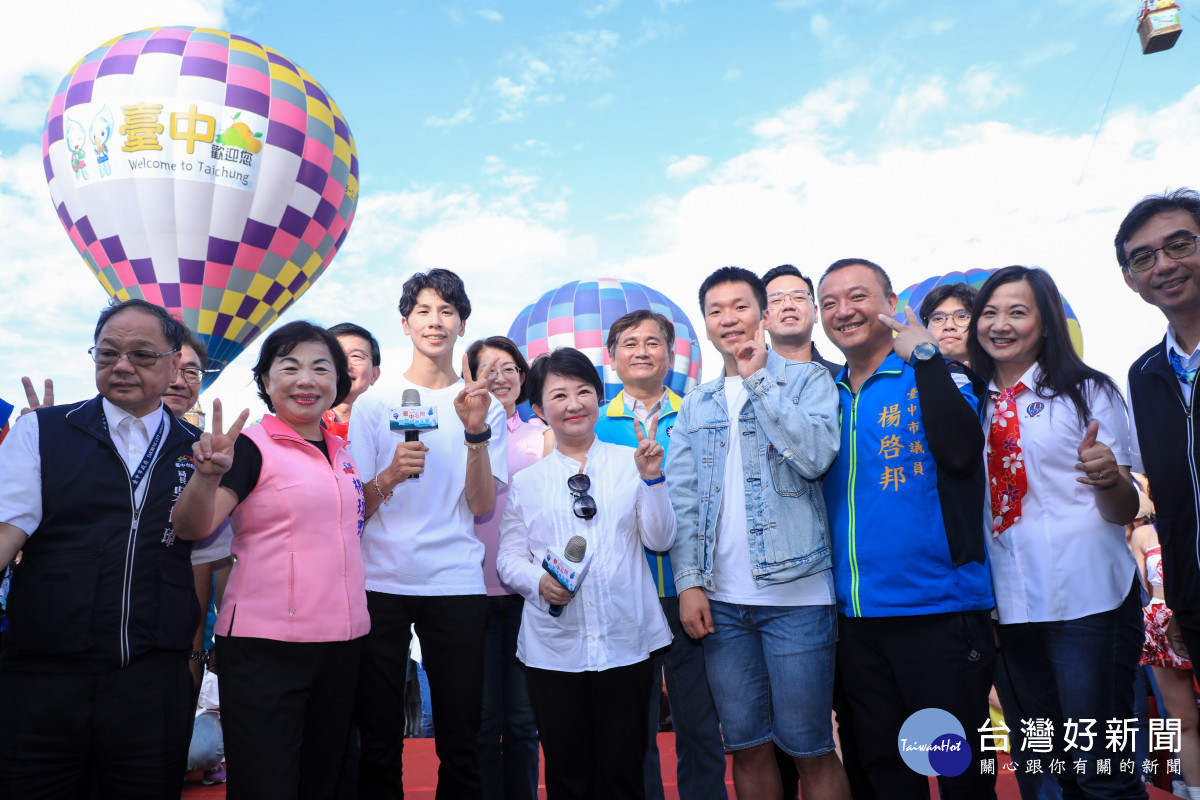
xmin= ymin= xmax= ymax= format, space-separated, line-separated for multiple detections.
xmin=985 ymin=365 xmax=1137 ymax=624
xmin=1129 ymin=324 xmax=1199 ymax=473
xmin=498 ymin=438 xmax=674 ymax=672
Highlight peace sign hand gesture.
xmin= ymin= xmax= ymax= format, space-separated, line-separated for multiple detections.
xmin=879 ymin=307 xmax=939 ymax=364
xmin=734 ymin=320 xmax=770 ymax=379
xmin=192 ymin=398 xmax=249 ymax=477
xmin=455 ymin=353 xmax=493 ymax=436
xmin=633 ymin=413 xmax=665 ymax=481
xmin=20 ymin=377 xmax=54 ymax=415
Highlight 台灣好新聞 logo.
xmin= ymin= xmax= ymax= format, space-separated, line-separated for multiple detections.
xmin=898 ymin=708 xmax=971 ymax=777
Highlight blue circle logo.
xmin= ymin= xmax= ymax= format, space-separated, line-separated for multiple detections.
xmin=897 ymin=708 xmax=971 ymax=777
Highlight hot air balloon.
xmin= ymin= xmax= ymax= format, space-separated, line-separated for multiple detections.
xmin=507 ymin=279 xmax=703 ymax=401
xmin=43 ymin=26 xmax=359 ymax=388
xmin=895 ymin=268 xmax=1084 ymax=357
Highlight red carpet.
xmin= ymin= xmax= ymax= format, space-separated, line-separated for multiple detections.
xmin=183 ymin=734 xmax=1180 ymax=798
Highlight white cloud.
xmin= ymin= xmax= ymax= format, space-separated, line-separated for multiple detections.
xmin=588 ymin=93 xmax=615 ymax=111
xmin=547 ymin=30 xmax=620 ymax=83
xmin=961 ymin=65 xmax=1019 ymax=110
xmin=584 ymin=0 xmax=620 ymax=17
xmin=492 ymin=32 xmax=617 ymax=121
xmin=928 ymin=19 xmax=954 ymax=34
xmin=1021 ymin=40 xmax=1077 ymax=67
xmin=810 ymin=13 xmax=832 ymax=39
xmin=0 ymin=0 xmax=228 ymax=132
xmin=773 ymin=0 xmax=815 ymax=9
xmin=425 ymin=107 xmax=473 ymax=127
xmin=724 ymin=68 xmax=742 ymax=83
xmin=753 ymin=77 xmax=868 ymax=139
xmin=476 ymin=8 xmax=502 ymax=21
xmin=666 ymin=154 xmax=710 ymax=179
xmin=885 ymin=76 xmax=948 ymax=129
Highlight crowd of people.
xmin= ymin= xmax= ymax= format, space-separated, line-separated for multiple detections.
xmin=1 ymin=188 xmax=1200 ymax=800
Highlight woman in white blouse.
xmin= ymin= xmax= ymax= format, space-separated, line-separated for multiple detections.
xmin=967 ymin=266 xmax=1142 ymax=799
xmin=498 ymin=347 xmax=674 ymax=800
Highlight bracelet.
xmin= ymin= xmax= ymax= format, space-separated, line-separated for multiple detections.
xmin=189 ymin=649 xmax=210 ymax=665
xmin=371 ymin=477 xmax=393 ymax=504
xmin=643 ymin=474 xmax=666 ymax=486
xmin=464 ymin=427 xmax=492 ymax=444
xmin=465 ymin=440 xmax=490 ymax=450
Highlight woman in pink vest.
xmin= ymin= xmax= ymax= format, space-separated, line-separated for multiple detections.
xmin=175 ymin=320 xmax=371 ymax=800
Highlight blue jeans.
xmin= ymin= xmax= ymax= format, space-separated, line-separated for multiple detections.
xmin=188 ymin=711 xmax=224 ymax=772
xmin=997 ymin=580 xmax=1147 ymax=800
xmin=643 ymin=595 xmax=729 ymax=800
xmin=479 ymin=594 xmax=539 ymax=800
xmin=703 ymin=601 xmax=837 ymax=757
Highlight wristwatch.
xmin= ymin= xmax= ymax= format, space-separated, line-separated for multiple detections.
xmin=909 ymin=342 xmax=940 ymax=367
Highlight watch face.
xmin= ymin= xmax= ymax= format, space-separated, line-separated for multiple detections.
xmin=913 ymin=342 xmax=938 ymax=362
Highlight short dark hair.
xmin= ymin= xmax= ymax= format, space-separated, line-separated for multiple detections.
xmin=181 ymin=328 xmax=209 ymax=369
xmin=94 ymin=299 xmax=186 ymax=350
xmin=252 ymin=321 xmax=351 ymax=415
xmin=526 ymin=347 xmax=604 ymax=412
xmin=818 ymin=258 xmax=893 ymax=296
xmin=1115 ymin=188 xmax=1200 ymax=266
xmin=327 ymin=322 xmax=381 ymax=366
xmin=918 ymin=283 xmax=979 ymax=326
xmin=466 ymin=336 xmax=532 ymax=406
xmin=697 ymin=266 xmax=767 ymax=314
xmin=762 ymin=264 xmax=814 ymax=297
xmin=605 ymin=310 xmax=675 ymax=360
xmin=966 ymin=266 xmax=1121 ymax=427
xmin=398 ymin=268 xmax=471 ymax=321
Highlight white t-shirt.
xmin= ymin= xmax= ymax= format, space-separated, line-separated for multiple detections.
xmin=709 ymin=377 xmax=834 ymax=606
xmin=349 ymin=378 xmax=507 ymax=595
xmin=986 ymin=364 xmax=1137 ymax=624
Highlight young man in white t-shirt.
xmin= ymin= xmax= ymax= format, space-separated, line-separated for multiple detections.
xmin=349 ymin=268 xmax=507 ymax=799
xmin=666 ymin=267 xmax=850 ymax=800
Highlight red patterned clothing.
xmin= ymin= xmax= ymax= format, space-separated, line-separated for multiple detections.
xmin=1142 ymin=599 xmax=1193 ymax=669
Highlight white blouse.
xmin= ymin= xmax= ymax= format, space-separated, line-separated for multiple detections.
xmin=498 ymin=438 xmax=675 ymax=672
xmin=984 ymin=364 xmax=1138 ymax=624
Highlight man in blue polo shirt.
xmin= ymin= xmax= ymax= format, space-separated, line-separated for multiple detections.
xmin=593 ymin=308 xmax=728 ymax=800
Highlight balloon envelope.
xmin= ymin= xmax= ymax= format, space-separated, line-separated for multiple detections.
xmin=43 ymin=26 xmax=359 ymax=388
xmin=896 ymin=268 xmax=1084 ymax=357
xmin=507 ymin=279 xmax=703 ymax=401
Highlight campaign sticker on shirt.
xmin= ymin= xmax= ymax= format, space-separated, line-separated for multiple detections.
xmin=1026 ymin=401 xmax=1045 ymax=418
xmin=175 ymin=455 xmax=195 ymax=469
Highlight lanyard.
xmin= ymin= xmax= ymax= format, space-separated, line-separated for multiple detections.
xmin=101 ymin=412 xmax=168 ymax=495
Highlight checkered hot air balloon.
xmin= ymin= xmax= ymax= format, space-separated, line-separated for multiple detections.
xmin=507 ymin=279 xmax=703 ymax=401
xmin=43 ymin=26 xmax=359 ymax=388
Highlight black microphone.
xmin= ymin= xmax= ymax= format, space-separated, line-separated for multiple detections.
xmin=401 ymin=389 xmax=421 ymax=481
xmin=548 ymin=535 xmax=590 ymax=617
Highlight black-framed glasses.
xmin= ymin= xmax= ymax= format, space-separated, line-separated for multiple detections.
xmin=89 ymin=346 xmax=176 ymax=367
xmin=1124 ymin=235 xmax=1200 ymax=273
xmin=568 ymin=473 xmax=597 ymax=520
xmin=927 ymin=310 xmax=971 ymax=328
xmin=766 ymin=289 xmax=813 ymax=308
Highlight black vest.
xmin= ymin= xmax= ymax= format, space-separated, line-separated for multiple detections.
xmin=1128 ymin=341 xmax=1200 ymax=618
xmin=3 ymin=397 xmax=201 ymax=673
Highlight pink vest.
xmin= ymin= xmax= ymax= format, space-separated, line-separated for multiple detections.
xmin=216 ymin=415 xmax=371 ymax=642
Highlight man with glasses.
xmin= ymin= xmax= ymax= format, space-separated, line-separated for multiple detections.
xmin=762 ymin=265 xmax=840 ymax=374
xmin=667 ymin=267 xmax=850 ymax=799
xmin=593 ymin=309 xmax=728 ymax=800
xmin=1119 ymin=188 xmax=1200 ymax=688
xmin=324 ymin=323 xmax=382 ymax=440
xmin=917 ymin=284 xmax=977 ymax=366
xmin=0 ymin=299 xmax=203 ymax=797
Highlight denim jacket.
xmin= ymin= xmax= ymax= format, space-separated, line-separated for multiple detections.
xmin=666 ymin=350 xmax=840 ymax=593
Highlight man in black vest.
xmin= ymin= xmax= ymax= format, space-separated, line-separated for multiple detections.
xmin=0 ymin=299 xmax=201 ymax=799
xmin=1118 ymin=188 xmax=1200 ymax=681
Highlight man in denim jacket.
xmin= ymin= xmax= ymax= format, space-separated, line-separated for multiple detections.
xmin=666 ymin=267 xmax=850 ymax=800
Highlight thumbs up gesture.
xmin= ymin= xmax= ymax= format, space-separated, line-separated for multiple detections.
xmin=1075 ymin=420 xmax=1118 ymax=488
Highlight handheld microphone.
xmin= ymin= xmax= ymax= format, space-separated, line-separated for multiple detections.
xmin=390 ymin=390 xmax=439 ymax=481
xmin=544 ymin=535 xmax=592 ymax=617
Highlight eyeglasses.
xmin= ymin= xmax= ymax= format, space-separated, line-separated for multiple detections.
xmin=927 ymin=310 xmax=971 ymax=328
xmin=568 ymin=473 xmax=597 ymax=520
xmin=1124 ymin=235 xmax=1200 ymax=273
xmin=89 ymin=347 xmax=176 ymax=367
xmin=178 ymin=367 xmax=209 ymax=384
xmin=766 ymin=290 xmax=813 ymax=308
xmin=345 ymin=352 xmax=373 ymax=366
xmin=489 ymin=365 xmax=521 ymax=378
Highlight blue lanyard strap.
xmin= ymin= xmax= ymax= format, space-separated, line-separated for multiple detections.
xmin=101 ymin=413 xmax=168 ymax=494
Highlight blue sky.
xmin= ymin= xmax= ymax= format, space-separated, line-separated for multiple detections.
xmin=2 ymin=0 xmax=1198 ymax=416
